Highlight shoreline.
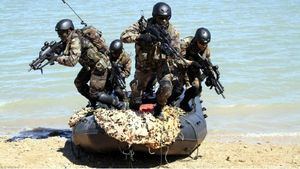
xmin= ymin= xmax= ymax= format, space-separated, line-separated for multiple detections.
xmin=1 ymin=133 xmax=299 ymax=168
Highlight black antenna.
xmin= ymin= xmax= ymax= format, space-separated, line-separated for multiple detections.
xmin=61 ymin=0 xmax=87 ymax=27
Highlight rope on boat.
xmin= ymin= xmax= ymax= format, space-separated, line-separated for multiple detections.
xmin=121 ymin=147 xmax=135 ymax=161
xmin=119 ymin=145 xmax=135 ymax=168
xmin=164 ymin=146 xmax=170 ymax=164
xmin=148 ymin=147 xmax=155 ymax=154
xmin=178 ymin=131 xmax=185 ymax=141
xmin=189 ymin=144 xmax=202 ymax=160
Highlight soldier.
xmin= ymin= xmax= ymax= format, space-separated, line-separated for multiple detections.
xmin=107 ymin=39 xmax=132 ymax=101
xmin=54 ymin=19 xmax=125 ymax=109
xmin=121 ymin=2 xmax=186 ymax=118
xmin=179 ymin=27 xmax=212 ymax=111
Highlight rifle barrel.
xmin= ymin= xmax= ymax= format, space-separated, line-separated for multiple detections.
xmin=221 ymin=93 xmax=225 ymax=99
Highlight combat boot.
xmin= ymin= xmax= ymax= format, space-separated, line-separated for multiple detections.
xmin=97 ymin=92 xmax=127 ymax=110
xmin=86 ymin=100 xmax=97 ymax=109
xmin=180 ymin=99 xmax=193 ymax=112
xmin=129 ymin=97 xmax=142 ymax=110
xmin=153 ymin=104 xmax=164 ymax=120
xmin=179 ymin=87 xmax=196 ymax=112
xmin=112 ymin=98 xmax=128 ymax=110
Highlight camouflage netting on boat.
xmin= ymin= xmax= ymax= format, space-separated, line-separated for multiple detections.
xmin=69 ymin=106 xmax=185 ymax=149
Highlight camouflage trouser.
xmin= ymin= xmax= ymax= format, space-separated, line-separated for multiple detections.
xmin=187 ymin=71 xmax=202 ymax=98
xmin=156 ymin=73 xmax=173 ymax=106
xmin=130 ymin=69 xmax=156 ymax=102
xmin=167 ymin=77 xmax=184 ymax=105
xmin=74 ymin=67 xmax=108 ymax=102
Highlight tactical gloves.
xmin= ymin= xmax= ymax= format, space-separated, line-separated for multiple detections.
xmin=138 ymin=33 xmax=157 ymax=43
xmin=190 ymin=61 xmax=202 ymax=69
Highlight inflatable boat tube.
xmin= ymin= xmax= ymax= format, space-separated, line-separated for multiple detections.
xmin=72 ymin=96 xmax=207 ymax=156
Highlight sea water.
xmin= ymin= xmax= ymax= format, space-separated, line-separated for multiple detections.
xmin=0 ymin=0 xmax=299 ymax=136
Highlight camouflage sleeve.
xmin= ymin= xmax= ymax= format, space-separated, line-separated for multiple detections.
xmin=56 ymin=36 xmax=81 ymax=67
xmin=121 ymin=52 xmax=132 ymax=78
xmin=120 ymin=21 xmax=141 ymax=43
xmin=170 ymin=25 xmax=180 ymax=52
xmin=174 ymin=58 xmax=191 ymax=87
xmin=180 ymin=39 xmax=188 ymax=57
xmin=180 ymin=36 xmax=193 ymax=57
xmin=206 ymin=47 xmax=211 ymax=60
xmin=175 ymin=58 xmax=192 ymax=69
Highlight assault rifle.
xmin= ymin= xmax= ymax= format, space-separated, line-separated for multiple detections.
xmin=145 ymin=24 xmax=180 ymax=58
xmin=109 ymin=62 xmax=126 ymax=89
xmin=138 ymin=15 xmax=179 ymax=57
xmin=141 ymin=23 xmax=190 ymax=67
xmin=29 ymin=41 xmax=63 ymax=74
xmin=138 ymin=11 xmax=147 ymax=32
xmin=198 ymin=53 xmax=225 ymax=99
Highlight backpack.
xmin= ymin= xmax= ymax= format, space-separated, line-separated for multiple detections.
xmin=76 ymin=26 xmax=108 ymax=53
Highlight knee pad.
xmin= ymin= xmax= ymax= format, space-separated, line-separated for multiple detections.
xmin=130 ymin=79 xmax=138 ymax=91
xmin=157 ymin=80 xmax=172 ymax=98
xmin=74 ymin=78 xmax=82 ymax=88
xmin=97 ymin=92 xmax=114 ymax=105
xmin=185 ymin=86 xmax=199 ymax=98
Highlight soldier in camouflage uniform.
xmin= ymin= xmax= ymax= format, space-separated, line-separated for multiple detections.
xmin=107 ymin=39 xmax=131 ymax=101
xmin=179 ymin=27 xmax=212 ymax=111
xmin=54 ymin=19 xmax=125 ymax=109
xmin=121 ymin=2 xmax=184 ymax=117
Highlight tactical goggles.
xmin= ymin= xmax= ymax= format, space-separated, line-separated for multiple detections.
xmin=197 ymin=40 xmax=208 ymax=46
xmin=156 ymin=15 xmax=171 ymax=21
xmin=57 ymin=30 xmax=68 ymax=36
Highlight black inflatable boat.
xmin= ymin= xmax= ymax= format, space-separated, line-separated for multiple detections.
xmin=72 ymin=96 xmax=207 ymax=156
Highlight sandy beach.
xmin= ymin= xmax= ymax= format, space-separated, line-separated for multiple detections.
xmin=1 ymin=134 xmax=299 ymax=169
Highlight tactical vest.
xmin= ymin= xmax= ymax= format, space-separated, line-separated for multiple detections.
xmin=136 ymin=18 xmax=178 ymax=71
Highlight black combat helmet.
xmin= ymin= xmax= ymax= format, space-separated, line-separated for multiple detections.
xmin=152 ymin=2 xmax=172 ymax=19
xmin=55 ymin=19 xmax=74 ymax=32
xmin=109 ymin=39 xmax=123 ymax=54
xmin=195 ymin=27 xmax=211 ymax=44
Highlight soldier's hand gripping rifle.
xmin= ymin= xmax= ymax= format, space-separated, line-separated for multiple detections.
xmin=197 ymin=53 xmax=225 ymax=99
xmin=142 ymin=24 xmax=191 ymax=67
xmin=29 ymin=41 xmax=63 ymax=74
xmin=138 ymin=14 xmax=178 ymax=56
xmin=145 ymin=24 xmax=180 ymax=58
xmin=109 ymin=62 xmax=126 ymax=90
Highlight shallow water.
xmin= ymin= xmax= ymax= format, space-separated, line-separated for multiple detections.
xmin=0 ymin=0 xmax=299 ymax=136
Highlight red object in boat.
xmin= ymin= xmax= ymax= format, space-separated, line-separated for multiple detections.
xmin=139 ymin=104 xmax=155 ymax=112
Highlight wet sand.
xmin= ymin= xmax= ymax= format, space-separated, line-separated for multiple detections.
xmin=1 ymin=134 xmax=299 ymax=168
